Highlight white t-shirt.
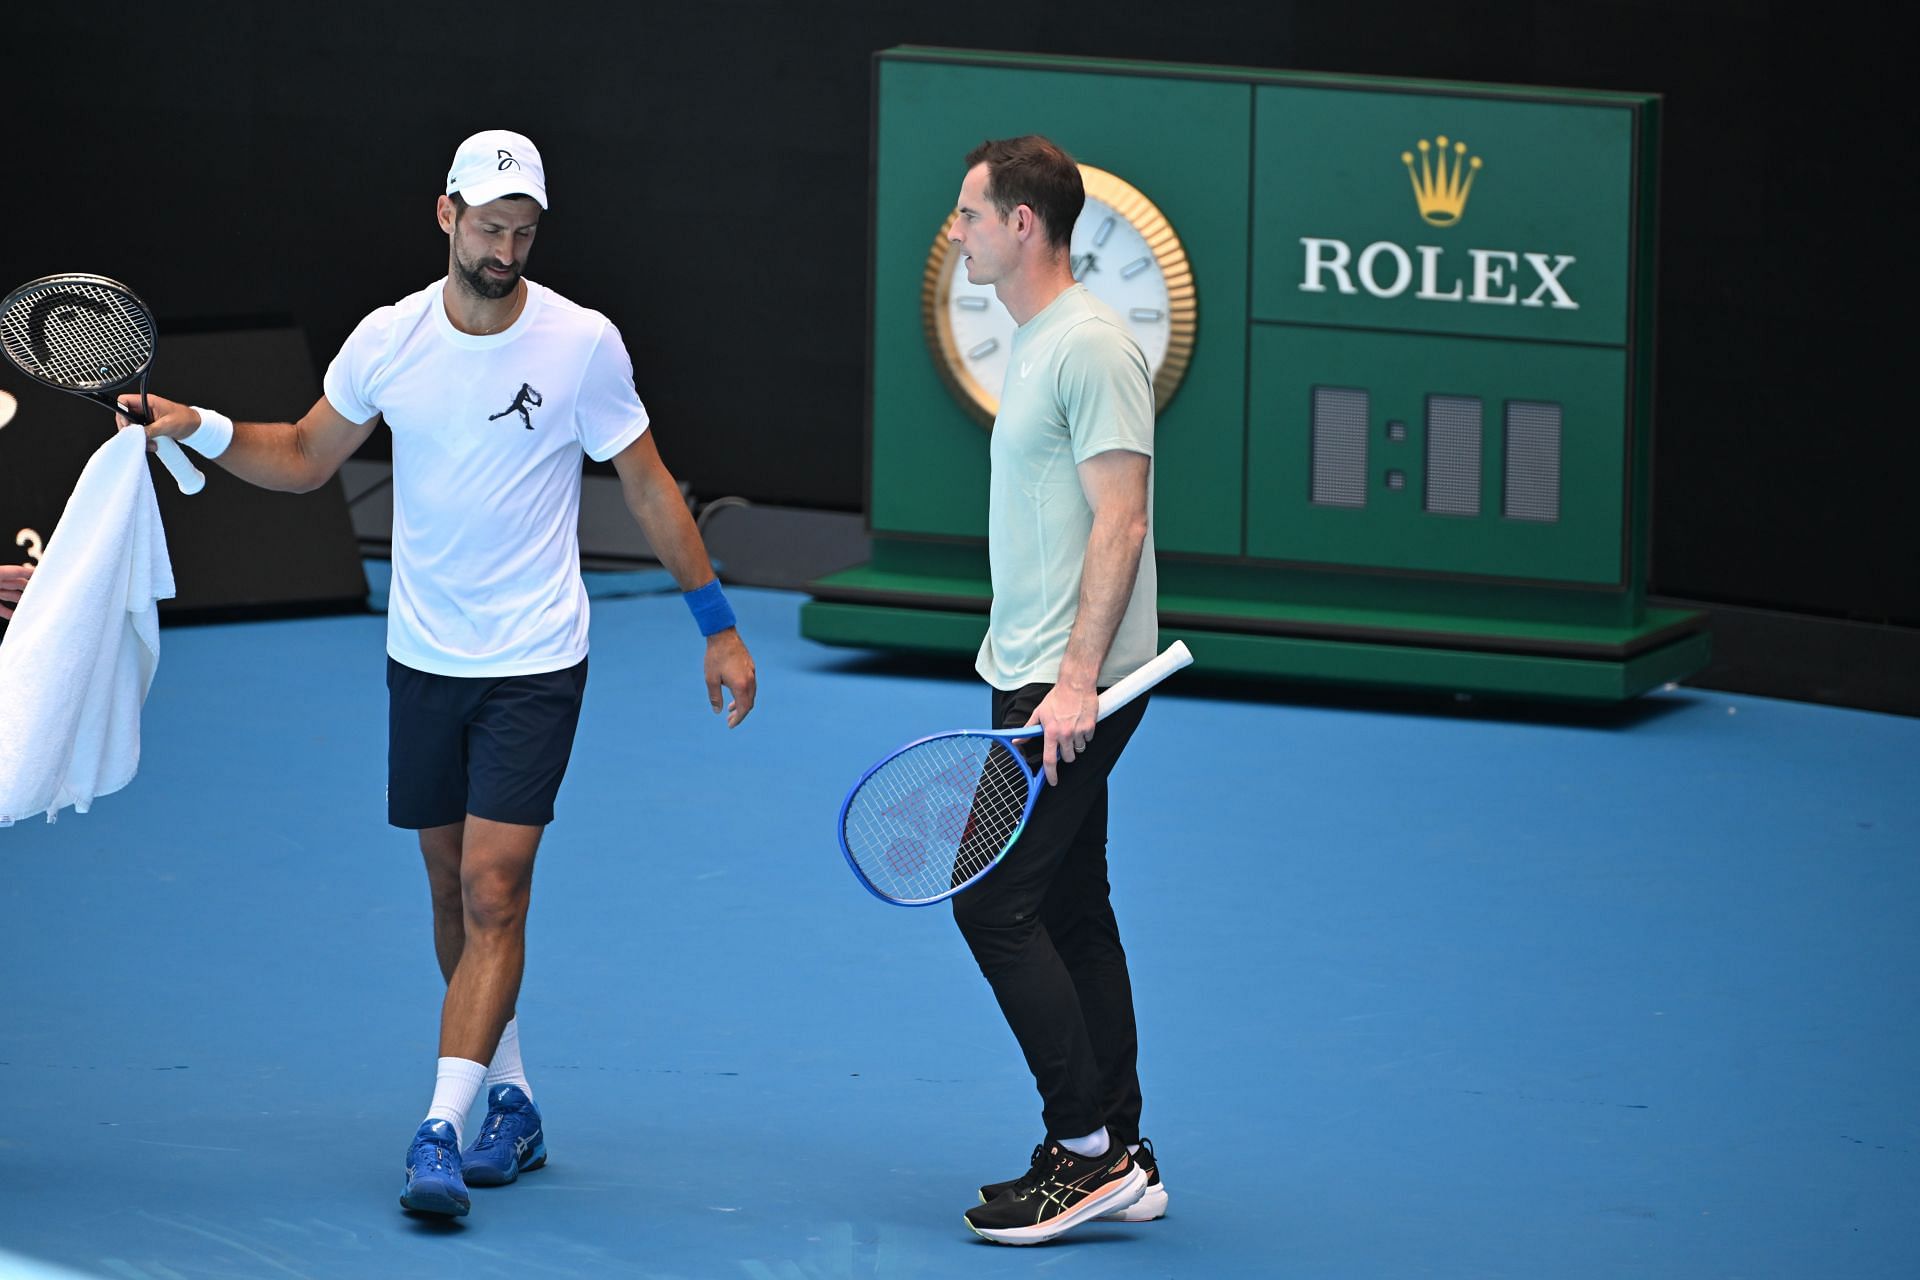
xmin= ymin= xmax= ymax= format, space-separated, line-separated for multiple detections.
xmin=976 ymin=285 xmax=1158 ymax=691
xmin=324 ymin=278 xmax=650 ymax=677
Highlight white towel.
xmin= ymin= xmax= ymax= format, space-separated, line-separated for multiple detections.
xmin=0 ymin=425 xmax=175 ymax=826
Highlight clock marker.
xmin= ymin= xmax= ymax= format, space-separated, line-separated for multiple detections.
xmin=919 ymin=166 xmax=1193 ymax=432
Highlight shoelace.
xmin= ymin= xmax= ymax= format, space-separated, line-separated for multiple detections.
xmin=472 ymin=1110 xmax=513 ymax=1150
xmin=411 ymin=1137 xmax=458 ymax=1175
xmin=1008 ymin=1143 xmax=1050 ymax=1194
xmin=1037 ymin=1144 xmax=1115 ymax=1184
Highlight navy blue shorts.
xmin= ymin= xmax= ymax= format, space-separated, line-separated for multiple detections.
xmin=386 ymin=656 xmax=589 ymax=830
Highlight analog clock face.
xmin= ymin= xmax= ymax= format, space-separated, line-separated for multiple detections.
xmin=922 ymin=165 xmax=1196 ymax=428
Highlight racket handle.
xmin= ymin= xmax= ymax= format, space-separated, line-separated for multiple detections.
xmin=1095 ymin=640 xmax=1193 ymax=722
xmin=154 ymin=435 xmax=207 ymax=495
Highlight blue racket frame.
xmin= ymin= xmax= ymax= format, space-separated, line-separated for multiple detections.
xmin=836 ymin=641 xmax=1194 ymax=907
xmin=836 ymin=726 xmax=1042 ymax=907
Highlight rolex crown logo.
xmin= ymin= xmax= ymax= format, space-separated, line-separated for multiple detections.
xmin=1401 ymin=136 xmax=1483 ymax=227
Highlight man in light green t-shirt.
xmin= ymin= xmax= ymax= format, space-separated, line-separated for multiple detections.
xmin=941 ymin=135 xmax=1166 ymax=1247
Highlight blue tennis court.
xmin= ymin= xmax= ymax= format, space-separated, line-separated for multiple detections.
xmin=2 ymin=580 xmax=1915 ymax=1279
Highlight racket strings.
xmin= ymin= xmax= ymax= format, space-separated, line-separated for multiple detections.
xmin=843 ymin=736 xmax=1031 ymax=903
xmin=0 ymin=280 xmax=155 ymax=391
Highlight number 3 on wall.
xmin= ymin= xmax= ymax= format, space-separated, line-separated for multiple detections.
xmin=16 ymin=529 xmax=43 ymax=564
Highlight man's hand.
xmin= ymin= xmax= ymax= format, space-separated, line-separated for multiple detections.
xmin=1024 ymin=679 xmax=1100 ymax=786
xmin=704 ymin=630 xmax=757 ymax=728
xmin=114 ymin=393 xmax=202 ymax=447
xmin=0 ymin=562 xmax=32 ymax=619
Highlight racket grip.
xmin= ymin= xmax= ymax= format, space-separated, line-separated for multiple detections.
xmin=1094 ymin=640 xmax=1193 ymax=721
xmin=154 ymin=435 xmax=207 ymax=495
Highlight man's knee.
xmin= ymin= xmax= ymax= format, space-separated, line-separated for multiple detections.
xmin=462 ymin=868 xmax=529 ymax=936
xmin=953 ymin=893 xmax=1043 ymax=975
xmin=459 ymin=848 xmax=536 ymax=936
xmin=456 ymin=818 xmax=542 ymax=931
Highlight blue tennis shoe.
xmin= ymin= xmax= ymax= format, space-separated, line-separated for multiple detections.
xmin=400 ymin=1119 xmax=470 ymax=1217
xmin=462 ymin=1084 xmax=546 ymax=1186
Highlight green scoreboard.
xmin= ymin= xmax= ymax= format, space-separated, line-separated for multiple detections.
xmin=803 ymin=47 xmax=1709 ymax=700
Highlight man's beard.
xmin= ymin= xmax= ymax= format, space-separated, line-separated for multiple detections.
xmin=454 ymin=250 xmax=521 ymax=300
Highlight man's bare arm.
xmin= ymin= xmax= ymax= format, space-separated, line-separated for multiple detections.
xmin=1025 ymin=447 xmax=1151 ymax=783
xmin=117 ymin=393 xmax=378 ymax=494
xmin=610 ymin=430 xmax=758 ymax=727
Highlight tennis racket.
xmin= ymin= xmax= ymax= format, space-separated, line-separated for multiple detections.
xmin=0 ymin=273 xmax=205 ymax=494
xmin=839 ymin=640 xmax=1193 ymax=906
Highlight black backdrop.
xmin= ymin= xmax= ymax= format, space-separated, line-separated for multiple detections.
xmin=7 ymin=0 xmax=1910 ymax=628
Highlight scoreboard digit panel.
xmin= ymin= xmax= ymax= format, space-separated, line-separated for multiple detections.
xmin=1246 ymin=325 xmax=1629 ymax=585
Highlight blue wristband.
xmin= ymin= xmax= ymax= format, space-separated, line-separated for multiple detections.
xmin=683 ymin=579 xmax=736 ymax=637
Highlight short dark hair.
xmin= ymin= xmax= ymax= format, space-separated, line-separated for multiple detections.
xmin=963 ymin=135 xmax=1083 ymax=253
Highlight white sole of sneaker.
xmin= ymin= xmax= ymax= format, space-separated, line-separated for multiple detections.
xmin=968 ymin=1165 xmax=1149 ymax=1246
xmin=1099 ymin=1181 xmax=1167 ymax=1222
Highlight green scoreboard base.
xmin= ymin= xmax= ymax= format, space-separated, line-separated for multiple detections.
xmin=802 ymin=558 xmax=1710 ymax=704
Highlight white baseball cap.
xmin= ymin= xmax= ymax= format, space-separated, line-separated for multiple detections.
xmin=446 ymin=129 xmax=549 ymax=209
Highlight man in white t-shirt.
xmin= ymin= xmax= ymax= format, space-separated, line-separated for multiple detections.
xmin=942 ymin=135 xmax=1163 ymax=1246
xmin=123 ymin=129 xmax=757 ymax=1219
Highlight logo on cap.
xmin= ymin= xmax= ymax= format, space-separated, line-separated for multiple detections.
xmin=496 ymin=149 xmax=521 ymax=172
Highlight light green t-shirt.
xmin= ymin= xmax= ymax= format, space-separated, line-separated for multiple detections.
xmin=975 ymin=285 xmax=1158 ymax=691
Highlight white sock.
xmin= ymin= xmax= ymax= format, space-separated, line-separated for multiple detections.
xmin=424 ymin=1057 xmax=488 ymax=1148
xmin=1059 ymin=1127 xmax=1110 ymax=1159
xmin=484 ymin=1017 xmax=531 ymax=1098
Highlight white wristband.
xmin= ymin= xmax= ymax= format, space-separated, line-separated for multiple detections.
xmin=186 ymin=407 xmax=234 ymax=459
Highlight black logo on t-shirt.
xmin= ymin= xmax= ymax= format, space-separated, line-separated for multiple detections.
xmin=489 ymin=383 xmax=543 ymax=430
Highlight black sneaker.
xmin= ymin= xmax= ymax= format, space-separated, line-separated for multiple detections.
xmin=980 ymin=1137 xmax=1166 ymax=1221
xmin=1099 ymin=1138 xmax=1166 ymax=1221
xmin=977 ymin=1143 xmax=1047 ymax=1204
xmin=963 ymin=1142 xmax=1148 ymax=1245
